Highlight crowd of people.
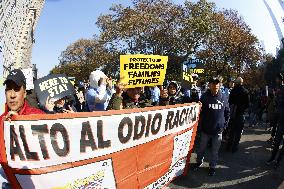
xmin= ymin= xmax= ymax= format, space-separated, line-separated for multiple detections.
xmin=0 ymin=68 xmax=284 ymax=187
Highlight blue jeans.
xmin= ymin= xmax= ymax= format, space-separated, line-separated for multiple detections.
xmin=197 ymin=131 xmax=222 ymax=168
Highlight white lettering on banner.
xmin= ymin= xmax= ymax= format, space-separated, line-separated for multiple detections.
xmin=15 ymin=159 xmax=116 ymax=189
xmin=5 ymin=104 xmax=200 ymax=169
xmin=144 ymin=158 xmax=187 ymax=189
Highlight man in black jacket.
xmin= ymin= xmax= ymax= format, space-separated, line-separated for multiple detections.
xmin=193 ymin=76 xmax=230 ymax=176
xmin=226 ymin=77 xmax=250 ymax=153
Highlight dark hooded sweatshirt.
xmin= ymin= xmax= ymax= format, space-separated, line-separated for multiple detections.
xmin=229 ymin=84 xmax=250 ymax=116
xmin=199 ymin=90 xmax=230 ymax=135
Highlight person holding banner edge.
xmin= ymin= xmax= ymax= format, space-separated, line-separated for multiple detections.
xmin=192 ymin=76 xmax=230 ymax=176
xmin=0 ymin=69 xmax=45 ymax=189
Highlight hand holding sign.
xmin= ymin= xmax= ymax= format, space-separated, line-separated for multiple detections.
xmin=34 ymin=74 xmax=75 ymax=108
xmin=106 ymin=77 xmax=113 ymax=89
xmin=44 ymin=96 xmax=55 ymax=112
xmin=161 ymin=89 xmax=169 ymax=98
xmin=62 ymin=105 xmax=75 ymax=113
xmin=4 ymin=111 xmax=18 ymax=122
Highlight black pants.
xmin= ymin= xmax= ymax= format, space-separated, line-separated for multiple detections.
xmin=270 ymin=119 xmax=278 ymax=138
xmin=227 ymin=114 xmax=245 ymax=150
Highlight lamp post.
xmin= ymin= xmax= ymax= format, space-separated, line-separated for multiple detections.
xmin=32 ymin=63 xmax=38 ymax=79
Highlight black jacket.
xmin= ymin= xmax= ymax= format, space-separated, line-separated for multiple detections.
xmin=229 ymin=85 xmax=250 ymax=116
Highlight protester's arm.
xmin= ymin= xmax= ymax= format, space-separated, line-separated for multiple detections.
xmin=198 ymin=94 xmax=206 ymax=124
xmin=86 ymin=89 xmax=96 ymax=111
xmin=41 ymin=96 xmax=55 ymax=114
xmin=4 ymin=111 xmax=18 ymax=122
xmin=94 ymin=77 xmax=114 ymax=104
xmin=107 ymin=94 xmax=123 ymax=110
xmin=228 ymin=89 xmax=234 ymax=105
xmin=106 ymin=94 xmax=122 ymax=110
xmin=93 ymin=84 xmax=109 ymax=103
xmin=107 ymin=80 xmax=125 ymax=110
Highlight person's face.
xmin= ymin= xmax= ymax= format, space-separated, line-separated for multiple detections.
xmin=209 ymin=82 xmax=220 ymax=95
xmin=5 ymin=81 xmax=26 ymax=111
xmin=168 ymin=84 xmax=177 ymax=95
xmin=127 ymin=87 xmax=141 ymax=100
xmin=161 ymin=89 xmax=168 ymax=98
xmin=55 ymin=98 xmax=66 ymax=108
xmin=229 ymin=81 xmax=234 ymax=88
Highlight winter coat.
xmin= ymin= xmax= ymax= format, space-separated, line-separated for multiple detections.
xmin=229 ymin=84 xmax=250 ymax=116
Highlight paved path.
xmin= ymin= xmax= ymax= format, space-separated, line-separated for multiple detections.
xmin=168 ymin=126 xmax=284 ymax=189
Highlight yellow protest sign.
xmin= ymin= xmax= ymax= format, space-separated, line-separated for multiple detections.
xmin=120 ymin=54 xmax=168 ymax=88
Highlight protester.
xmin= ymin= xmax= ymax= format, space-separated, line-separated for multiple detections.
xmin=43 ymin=96 xmax=77 ymax=114
xmin=266 ymin=73 xmax=284 ymax=168
xmin=150 ymin=86 xmax=160 ymax=106
xmin=223 ymin=78 xmax=234 ymax=98
xmin=86 ymin=70 xmax=113 ymax=111
xmin=192 ymin=76 xmax=230 ymax=176
xmin=221 ymin=78 xmax=235 ymax=142
xmin=74 ymin=81 xmax=88 ymax=112
xmin=167 ymin=81 xmax=184 ymax=105
xmin=266 ymin=90 xmax=277 ymax=142
xmin=107 ymin=80 xmax=152 ymax=110
xmin=226 ymin=77 xmax=250 ymax=153
xmin=184 ymin=80 xmax=201 ymax=103
xmin=0 ymin=69 xmax=45 ymax=121
xmin=107 ymin=80 xmax=125 ymax=110
xmin=248 ymin=88 xmax=259 ymax=127
xmin=0 ymin=69 xmax=45 ymax=189
xmin=159 ymin=88 xmax=170 ymax=106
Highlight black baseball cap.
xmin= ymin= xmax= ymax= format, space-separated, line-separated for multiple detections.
xmin=3 ymin=69 xmax=26 ymax=88
xmin=209 ymin=76 xmax=221 ymax=84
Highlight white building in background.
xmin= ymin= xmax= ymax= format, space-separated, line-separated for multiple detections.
xmin=0 ymin=0 xmax=45 ymax=78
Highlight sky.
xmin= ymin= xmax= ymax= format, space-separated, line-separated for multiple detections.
xmin=1 ymin=0 xmax=284 ymax=107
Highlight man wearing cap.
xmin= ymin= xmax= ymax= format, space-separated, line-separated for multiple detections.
xmin=0 ymin=69 xmax=45 ymax=188
xmin=192 ymin=76 xmax=230 ymax=176
xmin=226 ymin=77 xmax=249 ymax=153
xmin=0 ymin=69 xmax=44 ymax=121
